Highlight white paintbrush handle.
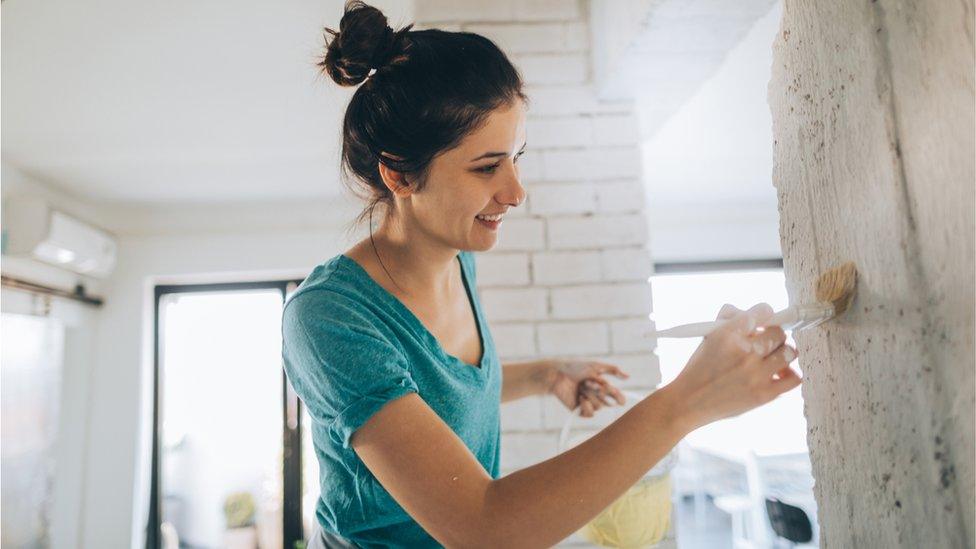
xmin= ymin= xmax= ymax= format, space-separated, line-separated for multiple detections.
xmin=650 ymin=305 xmax=809 ymax=338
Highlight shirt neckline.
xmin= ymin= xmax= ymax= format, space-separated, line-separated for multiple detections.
xmin=337 ymin=252 xmax=489 ymax=375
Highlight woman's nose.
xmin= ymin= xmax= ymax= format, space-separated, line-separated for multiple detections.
xmin=500 ymin=164 xmax=526 ymax=207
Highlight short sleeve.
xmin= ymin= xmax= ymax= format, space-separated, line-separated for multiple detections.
xmin=282 ymin=289 xmax=419 ymax=449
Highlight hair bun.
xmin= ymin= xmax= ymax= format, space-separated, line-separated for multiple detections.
xmin=320 ymin=1 xmax=410 ymax=86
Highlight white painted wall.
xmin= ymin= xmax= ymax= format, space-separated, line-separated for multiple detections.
xmin=2 ymin=163 xmax=367 ymax=548
xmin=414 ymin=3 xmax=665 ymax=545
xmin=1 ymin=166 xmax=106 ymax=549
xmin=770 ymin=0 xmax=974 ymax=545
xmin=88 ymin=204 xmax=363 ymax=549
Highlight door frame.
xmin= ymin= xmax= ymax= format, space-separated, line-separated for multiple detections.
xmin=147 ymin=279 xmax=305 ymax=549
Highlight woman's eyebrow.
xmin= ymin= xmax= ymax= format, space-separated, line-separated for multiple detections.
xmin=469 ymin=142 xmax=527 ymax=162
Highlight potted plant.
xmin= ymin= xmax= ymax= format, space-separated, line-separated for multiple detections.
xmin=223 ymin=491 xmax=258 ymax=549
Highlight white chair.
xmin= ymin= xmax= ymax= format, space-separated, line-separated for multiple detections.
xmin=712 ymin=451 xmax=771 ymax=548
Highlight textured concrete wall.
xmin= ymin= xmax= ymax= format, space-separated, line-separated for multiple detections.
xmin=770 ymin=0 xmax=974 ymax=546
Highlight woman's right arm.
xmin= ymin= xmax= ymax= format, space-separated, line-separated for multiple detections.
xmin=352 ymin=303 xmax=800 ymax=548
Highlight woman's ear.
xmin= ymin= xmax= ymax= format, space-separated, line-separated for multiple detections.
xmin=378 ymin=154 xmax=412 ymax=197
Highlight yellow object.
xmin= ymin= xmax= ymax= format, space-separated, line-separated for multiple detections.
xmin=578 ymin=474 xmax=672 ymax=548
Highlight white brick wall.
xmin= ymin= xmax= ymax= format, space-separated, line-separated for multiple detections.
xmin=415 ymin=3 xmax=664 ymax=545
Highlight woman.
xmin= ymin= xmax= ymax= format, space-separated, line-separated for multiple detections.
xmin=282 ymin=2 xmax=800 ymax=547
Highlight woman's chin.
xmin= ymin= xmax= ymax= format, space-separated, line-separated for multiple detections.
xmin=469 ymin=234 xmax=497 ymax=252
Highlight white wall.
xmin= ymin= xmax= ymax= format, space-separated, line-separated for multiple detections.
xmin=415 ymin=0 xmax=661 ymax=448
xmin=88 ymin=198 xmax=363 ymax=549
xmin=1 ymin=165 xmax=106 ymax=548
xmin=770 ymin=0 xmax=974 ymax=545
xmin=1 ymin=160 xmax=365 ymax=548
xmin=414 ymin=2 xmax=666 ymax=545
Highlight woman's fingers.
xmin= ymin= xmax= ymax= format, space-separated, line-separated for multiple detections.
xmin=749 ymin=325 xmax=788 ymax=358
xmin=761 ymin=344 xmax=799 ymax=376
xmin=605 ymin=381 xmax=626 ymax=405
xmin=579 ymin=384 xmax=608 ymax=411
xmin=771 ymin=366 xmax=802 ymax=392
xmin=716 ymin=304 xmax=775 ymax=351
xmin=584 ymin=377 xmax=625 ymax=405
xmin=716 ymin=303 xmax=742 ymax=320
xmin=595 ymin=362 xmax=629 ymax=380
xmin=579 ymin=398 xmax=595 ymax=417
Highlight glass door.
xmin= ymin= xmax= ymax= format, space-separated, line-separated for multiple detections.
xmin=149 ymin=280 xmax=305 ymax=549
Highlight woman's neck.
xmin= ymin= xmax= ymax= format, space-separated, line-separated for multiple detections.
xmin=367 ymin=216 xmax=460 ymax=300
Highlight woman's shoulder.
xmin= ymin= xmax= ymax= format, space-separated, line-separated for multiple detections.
xmin=283 ymin=253 xmax=370 ymax=321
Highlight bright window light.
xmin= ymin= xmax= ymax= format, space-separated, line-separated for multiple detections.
xmin=651 ymin=269 xmax=808 ymax=457
xmin=159 ymin=289 xmax=284 ymax=548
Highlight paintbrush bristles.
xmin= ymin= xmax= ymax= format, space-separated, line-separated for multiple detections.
xmin=815 ymin=261 xmax=858 ymax=316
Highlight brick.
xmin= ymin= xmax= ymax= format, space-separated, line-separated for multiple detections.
xmin=500 ymin=431 xmax=561 ymax=470
xmin=527 ymin=183 xmax=596 ymax=215
xmin=537 ymin=353 xmax=661 ymax=394
xmin=610 ymin=317 xmax=657 ymax=353
xmin=532 ymin=250 xmax=602 ymax=285
xmin=411 ymin=22 xmax=462 ymax=32
xmin=501 ymin=395 xmax=544 ymax=431
xmin=489 ymin=322 xmax=537 ymax=359
xmin=547 ymin=215 xmax=648 ymax=249
xmin=592 ymin=114 xmax=641 ymax=146
xmin=562 ymin=22 xmax=589 ymax=51
xmin=542 ymin=148 xmax=642 ymax=180
xmin=515 ymin=53 xmax=587 ymax=85
xmin=514 ymin=0 xmax=582 ymax=21
xmin=493 ymin=217 xmax=545 ymax=251
xmin=475 ymin=252 xmax=530 ymax=286
xmin=538 ymin=321 xmax=609 ymax=354
xmin=481 ymin=288 xmax=548 ymax=321
xmin=595 ymin=181 xmax=647 ymax=213
xmin=603 ymin=353 xmax=661 ymax=390
xmin=526 ymin=117 xmax=592 ymax=148
xmin=601 ymin=247 xmax=653 ymax=281
xmin=524 ymin=86 xmax=634 ymax=116
xmin=506 ymin=199 xmax=532 ymax=217
xmin=414 ymin=0 xmax=515 ymax=23
xmin=463 ymin=23 xmax=581 ymax=54
xmin=542 ymin=396 xmax=616 ymax=430
xmin=542 ymin=374 xmax=653 ymax=430
xmin=550 ymin=283 xmax=652 ymax=319
xmin=516 ymin=150 xmax=544 ymax=181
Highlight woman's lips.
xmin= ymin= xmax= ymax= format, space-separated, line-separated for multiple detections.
xmin=476 ymin=216 xmax=501 ymax=230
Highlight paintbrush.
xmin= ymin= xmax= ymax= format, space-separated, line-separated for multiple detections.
xmin=649 ymin=262 xmax=858 ymax=338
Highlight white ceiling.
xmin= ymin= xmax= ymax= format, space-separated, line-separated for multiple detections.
xmin=641 ymin=2 xmax=781 ymax=207
xmin=1 ymin=0 xmax=412 ymax=204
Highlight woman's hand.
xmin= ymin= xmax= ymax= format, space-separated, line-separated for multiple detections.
xmin=547 ymin=359 xmax=630 ymax=418
xmin=664 ymin=302 xmax=801 ymax=432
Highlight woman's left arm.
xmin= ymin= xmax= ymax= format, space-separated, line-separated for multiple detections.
xmin=500 ymin=359 xmax=556 ymax=403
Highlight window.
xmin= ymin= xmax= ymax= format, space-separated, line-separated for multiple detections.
xmin=651 ymin=263 xmax=818 ymax=548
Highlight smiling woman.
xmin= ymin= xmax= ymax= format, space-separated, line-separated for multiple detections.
xmin=281 ymin=2 xmax=800 ymax=548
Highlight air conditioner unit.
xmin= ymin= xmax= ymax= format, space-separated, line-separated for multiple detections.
xmin=1 ymin=196 xmax=117 ymax=279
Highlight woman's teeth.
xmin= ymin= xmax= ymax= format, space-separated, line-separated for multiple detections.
xmin=476 ymin=213 xmax=503 ymax=221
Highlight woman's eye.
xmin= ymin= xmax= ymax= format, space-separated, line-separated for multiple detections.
xmin=476 ymin=151 xmax=524 ymax=174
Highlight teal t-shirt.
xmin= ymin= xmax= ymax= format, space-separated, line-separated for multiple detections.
xmin=281 ymin=250 xmax=502 ymax=548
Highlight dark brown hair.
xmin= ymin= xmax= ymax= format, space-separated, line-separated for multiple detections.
xmin=319 ymin=1 xmax=527 ymax=236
